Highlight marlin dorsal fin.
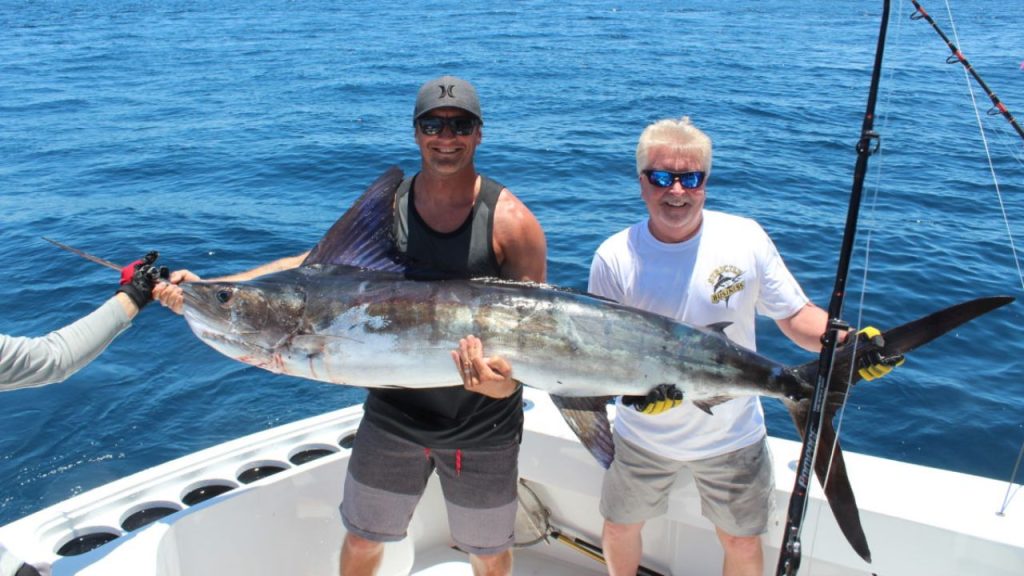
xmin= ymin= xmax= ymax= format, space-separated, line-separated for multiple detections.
xmin=705 ymin=321 xmax=732 ymax=334
xmin=301 ymin=166 xmax=407 ymax=272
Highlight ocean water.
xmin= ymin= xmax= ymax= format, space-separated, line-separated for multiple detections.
xmin=1 ymin=0 xmax=1022 ymax=527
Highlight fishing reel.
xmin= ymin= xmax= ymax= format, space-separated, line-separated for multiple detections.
xmin=137 ymin=251 xmax=171 ymax=284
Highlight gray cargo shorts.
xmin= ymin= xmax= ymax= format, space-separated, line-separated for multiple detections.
xmin=600 ymin=433 xmax=773 ymax=537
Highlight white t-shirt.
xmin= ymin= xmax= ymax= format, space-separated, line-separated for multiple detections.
xmin=588 ymin=210 xmax=809 ymax=460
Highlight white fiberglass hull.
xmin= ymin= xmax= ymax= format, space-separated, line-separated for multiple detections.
xmin=1 ymin=387 xmax=1021 ymax=576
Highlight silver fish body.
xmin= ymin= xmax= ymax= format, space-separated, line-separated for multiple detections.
xmin=183 ymin=265 xmax=800 ymax=403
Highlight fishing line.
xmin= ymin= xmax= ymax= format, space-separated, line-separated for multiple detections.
xmin=913 ymin=0 xmax=1024 ymax=517
xmin=993 ymin=125 xmax=1024 ymax=167
xmin=940 ymin=0 xmax=1024 ymax=513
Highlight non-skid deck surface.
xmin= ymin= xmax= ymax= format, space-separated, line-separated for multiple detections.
xmin=410 ymin=544 xmax=607 ymax=575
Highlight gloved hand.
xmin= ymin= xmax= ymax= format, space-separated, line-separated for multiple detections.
xmin=855 ymin=326 xmax=905 ymax=381
xmin=622 ymin=384 xmax=684 ymax=415
xmin=116 ymin=251 xmax=168 ymax=311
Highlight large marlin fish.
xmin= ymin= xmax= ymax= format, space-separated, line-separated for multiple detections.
xmin=181 ymin=167 xmax=1012 ymax=563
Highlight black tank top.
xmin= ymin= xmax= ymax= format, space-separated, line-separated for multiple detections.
xmin=363 ymin=173 xmax=524 ymax=448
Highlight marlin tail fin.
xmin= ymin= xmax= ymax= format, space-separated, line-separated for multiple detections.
xmin=787 ymin=295 xmax=1014 ymax=563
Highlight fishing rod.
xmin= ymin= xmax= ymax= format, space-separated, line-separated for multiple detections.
xmin=910 ymin=0 xmax=1024 ymax=143
xmin=43 ymin=237 xmax=170 ymax=284
xmin=43 ymin=237 xmax=123 ymax=271
xmin=774 ymin=1 xmax=891 ymax=574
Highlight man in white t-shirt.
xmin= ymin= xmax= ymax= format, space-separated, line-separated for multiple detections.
xmin=589 ymin=117 xmax=899 ymax=576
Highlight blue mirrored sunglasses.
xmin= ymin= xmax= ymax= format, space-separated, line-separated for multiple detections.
xmin=416 ymin=115 xmax=479 ymax=136
xmin=643 ymin=170 xmax=706 ymax=189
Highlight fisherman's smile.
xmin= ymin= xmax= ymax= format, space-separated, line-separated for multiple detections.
xmin=641 ymin=146 xmax=707 ymax=244
xmin=415 ymin=107 xmax=481 ymax=175
xmin=430 ymin=143 xmax=465 ymax=158
xmin=662 ymin=196 xmax=692 ymax=209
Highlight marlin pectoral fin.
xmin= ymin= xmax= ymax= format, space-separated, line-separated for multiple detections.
xmin=549 ymin=394 xmax=616 ymax=469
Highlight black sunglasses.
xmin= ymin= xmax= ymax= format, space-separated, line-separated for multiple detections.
xmin=642 ymin=170 xmax=706 ymax=189
xmin=416 ymin=115 xmax=479 ymax=136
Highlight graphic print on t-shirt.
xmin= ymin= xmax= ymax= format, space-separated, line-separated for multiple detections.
xmin=708 ymin=265 xmax=746 ymax=307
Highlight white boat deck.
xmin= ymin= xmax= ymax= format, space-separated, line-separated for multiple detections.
xmin=0 ymin=388 xmax=1021 ymax=575
xmin=410 ymin=546 xmax=605 ymax=575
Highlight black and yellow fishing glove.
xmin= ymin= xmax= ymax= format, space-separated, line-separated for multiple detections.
xmin=622 ymin=384 xmax=684 ymax=415
xmin=855 ymin=326 xmax=906 ymax=381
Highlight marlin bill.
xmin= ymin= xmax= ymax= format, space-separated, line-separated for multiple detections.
xmin=180 ymin=167 xmax=1014 ymax=564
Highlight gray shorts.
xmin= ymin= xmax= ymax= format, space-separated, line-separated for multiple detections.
xmin=340 ymin=419 xmax=520 ymax=556
xmin=600 ymin=433 xmax=773 ymax=537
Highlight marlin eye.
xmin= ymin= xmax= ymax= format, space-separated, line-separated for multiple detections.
xmin=215 ymin=290 xmax=233 ymax=305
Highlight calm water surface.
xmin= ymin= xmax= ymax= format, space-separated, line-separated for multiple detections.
xmin=1 ymin=0 xmax=1023 ymax=525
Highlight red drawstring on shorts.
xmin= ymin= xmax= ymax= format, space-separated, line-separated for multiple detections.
xmin=424 ymin=447 xmax=461 ymax=477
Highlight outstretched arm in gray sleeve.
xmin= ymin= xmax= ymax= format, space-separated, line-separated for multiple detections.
xmin=0 ymin=294 xmax=137 ymax=391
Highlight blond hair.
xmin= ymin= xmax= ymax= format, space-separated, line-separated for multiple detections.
xmin=635 ymin=116 xmax=713 ymax=176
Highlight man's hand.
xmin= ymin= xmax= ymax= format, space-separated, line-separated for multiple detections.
xmin=622 ymin=384 xmax=683 ymax=415
xmin=116 ymin=251 xmax=168 ymax=311
xmin=152 ymin=269 xmax=202 ymax=315
xmin=452 ymin=335 xmax=519 ymax=399
xmin=854 ymin=326 xmax=905 ymax=381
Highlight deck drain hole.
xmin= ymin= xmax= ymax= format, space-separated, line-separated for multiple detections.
xmin=290 ymin=448 xmax=336 ymax=465
xmin=121 ymin=505 xmax=179 ymax=532
xmin=182 ymin=483 xmax=234 ymax=506
xmin=339 ymin=432 xmax=357 ymax=449
xmin=56 ymin=531 xmax=118 ymax=556
xmin=238 ymin=465 xmax=286 ymax=484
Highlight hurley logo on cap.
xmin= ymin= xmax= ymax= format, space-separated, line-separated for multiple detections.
xmin=414 ymin=75 xmax=482 ymax=122
xmin=437 ymin=84 xmax=457 ymax=99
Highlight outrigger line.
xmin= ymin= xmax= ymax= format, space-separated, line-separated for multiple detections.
xmin=910 ymin=0 xmax=1024 ymax=143
xmin=775 ymin=1 xmax=892 ymax=574
xmin=908 ymin=0 xmax=1024 ymax=514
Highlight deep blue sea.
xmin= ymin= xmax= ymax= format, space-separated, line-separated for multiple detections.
xmin=1 ymin=0 xmax=1022 ymax=527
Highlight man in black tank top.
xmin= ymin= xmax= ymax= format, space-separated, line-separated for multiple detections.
xmin=337 ymin=76 xmax=546 ymax=576
xmin=363 ymin=172 xmax=515 ymax=447
xmin=152 ymin=75 xmax=546 ymax=575
xmin=151 ymin=75 xmax=547 ymax=575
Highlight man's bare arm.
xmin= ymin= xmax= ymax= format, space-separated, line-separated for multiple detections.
xmin=153 ymin=251 xmax=310 ymax=314
xmin=210 ymin=252 xmax=309 ymax=282
xmin=494 ymin=191 xmax=547 ymax=283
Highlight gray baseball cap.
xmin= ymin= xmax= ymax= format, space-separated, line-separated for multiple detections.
xmin=413 ymin=75 xmax=482 ymax=123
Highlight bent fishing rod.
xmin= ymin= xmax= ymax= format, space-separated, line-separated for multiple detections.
xmin=774 ymin=1 xmax=891 ymax=574
xmin=910 ymin=0 xmax=1024 ymax=143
